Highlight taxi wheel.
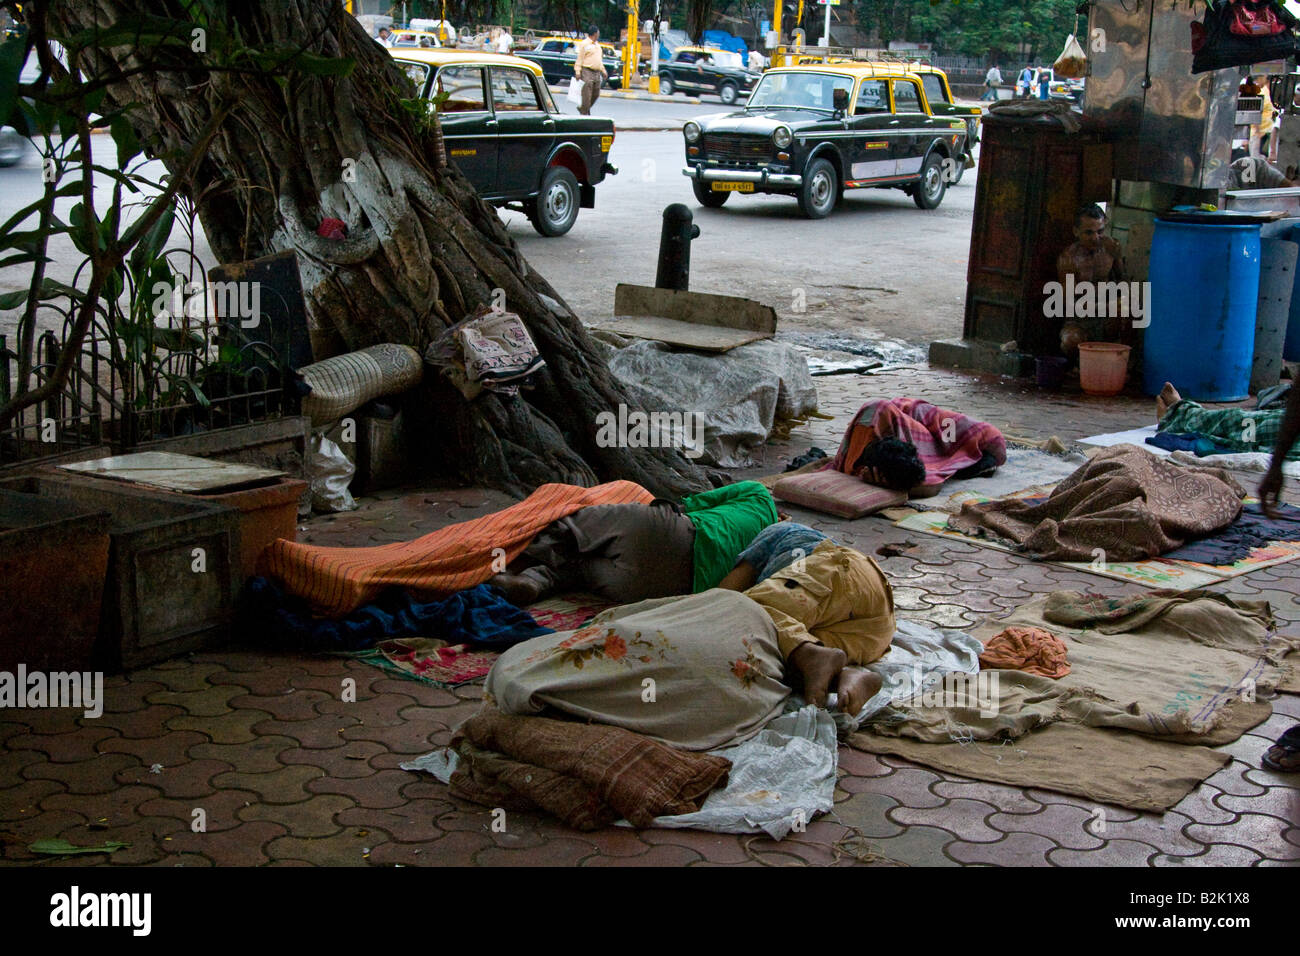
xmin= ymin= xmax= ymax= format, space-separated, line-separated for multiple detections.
xmin=657 ymin=74 xmax=674 ymax=95
xmin=530 ymin=167 xmax=581 ymax=236
xmin=719 ymin=82 xmax=739 ymax=105
xmin=692 ymin=179 xmax=730 ymax=208
xmin=913 ymin=153 xmax=947 ymax=209
xmin=797 ymin=158 xmax=837 ymax=219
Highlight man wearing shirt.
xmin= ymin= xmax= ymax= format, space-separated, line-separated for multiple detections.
xmin=574 ymin=25 xmax=608 ymax=115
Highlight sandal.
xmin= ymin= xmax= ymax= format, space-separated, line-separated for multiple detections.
xmin=1262 ymin=724 xmax=1300 ymax=772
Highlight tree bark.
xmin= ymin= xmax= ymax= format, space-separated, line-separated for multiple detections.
xmin=48 ymin=0 xmax=711 ymax=498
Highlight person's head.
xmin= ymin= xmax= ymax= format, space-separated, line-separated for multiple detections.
xmin=1074 ymin=203 xmax=1107 ymax=250
xmin=378 ymin=27 xmax=391 ymax=38
xmin=586 ymin=25 xmax=599 ymax=40
xmin=854 ymin=438 xmax=926 ymax=491
xmin=1232 ymin=147 xmax=1249 ymax=162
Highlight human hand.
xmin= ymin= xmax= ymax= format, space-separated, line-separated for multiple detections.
xmin=1259 ymin=464 xmax=1285 ymax=518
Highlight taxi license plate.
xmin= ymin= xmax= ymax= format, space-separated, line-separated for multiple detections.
xmin=712 ymin=181 xmax=753 ymax=192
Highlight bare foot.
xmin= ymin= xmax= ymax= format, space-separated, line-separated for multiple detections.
xmin=788 ymin=643 xmax=848 ymax=708
xmin=1156 ymin=381 xmax=1181 ymax=422
xmin=836 ymin=666 xmax=884 ymax=716
xmin=487 ymin=571 xmax=544 ymax=607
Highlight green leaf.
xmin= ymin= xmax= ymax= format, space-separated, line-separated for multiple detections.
xmin=110 ymin=115 xmax=142 ymax=168
xmin=0 ymin=289 xmax=29 ymax=310
xmin=129 ymin=201 xmax=176 ymax=274
xmin=28 ymin=838 xmax=129 ymax=856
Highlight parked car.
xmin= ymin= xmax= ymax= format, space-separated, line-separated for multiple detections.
xmin=681 ymin=63 xmax=968 ymax=218
xmin=389 ymin=30 xmax=444 ymax=49
xmin=392 ymin=49 xmax=618 ymax=236
xmin=656 ymin=46 xmax=761 ymax=105
xmin=892 ymin=63 xmax=980 ymax=183
xmin=1050 ymin=76 xmax=1085 ymax=105
xmin=516 ymin=37 xmax=624 ymax=89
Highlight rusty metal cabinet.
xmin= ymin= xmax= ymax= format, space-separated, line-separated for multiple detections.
xmin=963 ymin=114 xmax=1112 ymax=357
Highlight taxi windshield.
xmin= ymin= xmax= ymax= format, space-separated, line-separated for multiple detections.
xmin=747 ymin=71 xmax=854 ymax=110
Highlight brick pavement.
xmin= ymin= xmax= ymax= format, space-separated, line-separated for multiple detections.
xmin=1 ymin=366 xmax=1297 ymax=867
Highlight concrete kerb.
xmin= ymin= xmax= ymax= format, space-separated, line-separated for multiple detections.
xmin=547 ymin=83 xmax=703 ymax=105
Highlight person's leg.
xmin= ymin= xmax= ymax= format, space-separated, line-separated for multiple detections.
xmin=716 ymin=560 xmax=758 ymax=591
xmin=1156 ymin=381 xmax=1182 ymax=422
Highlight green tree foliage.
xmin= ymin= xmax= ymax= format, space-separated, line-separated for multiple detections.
xmin=855 ymin=0 xmax=1080 ymax=61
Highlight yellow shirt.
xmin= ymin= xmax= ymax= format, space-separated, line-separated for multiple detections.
xmin=1260 ymin=86 xmax=1276 ymax=136
xmin=575 ymin=39 xmax=607 ymax=75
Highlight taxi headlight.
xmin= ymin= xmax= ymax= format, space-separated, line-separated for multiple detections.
xmin=773 ymin=125 xmax=793 ymax=149
xmin=684 ymin=122 xmax=701 ymax=143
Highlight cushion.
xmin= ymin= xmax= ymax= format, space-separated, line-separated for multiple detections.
xmin=771 ymin=468 xmax=908 ymax=519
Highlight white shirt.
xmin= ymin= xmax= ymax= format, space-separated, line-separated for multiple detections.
xmin=748 ymin=51 xmax=763 ymax=70
xmin=495 ymin=32 xmax=513 ymax=53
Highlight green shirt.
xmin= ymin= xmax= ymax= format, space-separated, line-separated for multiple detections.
xmin=681 ymin=481 xmax=779 ymax=592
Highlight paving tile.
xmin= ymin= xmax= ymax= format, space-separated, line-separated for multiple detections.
xmin=9 ymin=724 xmax=119 ymax=765
xmin=1094 ymin=810 xmax=1203 ymax=857
xmin=170 ymin=708 xmax=273 ymax=744
xmin=212 ymin=765 xmax=325 ymax=805
xmin=114 ymin=758 xmax=232 ymax=800
xmin=838 ymin=747 xmax=895 ymax=779
xmin=892 ymin=797 xmax=1002 ymax=843
xmin=1214 ymin=784 xmax=1300 ymax=823
xmin=127 ymin=660 xmax=229 ymax=693
xmin=1204 ymin=763 xmax=1269 ymax=797
xmin=226 ymin=689 xmax=334 ymax=723
xmin=238 ymin=793 xmax=358 ymax=838
xmin=188 ymin=736 xmax=297 ymax=774
xmin=474 ymin=835 xmax=601 ymax=867
xmin=338 ymin=715 xmax=449 ymax=754
xmin=370 ymin=830 xmax=494 ymax=867
xmin=99 ymin=678 xmax=167 ymax=714
xmin=266 ymin=828 xmax=388 ymax=866
xmin=146 ymin=683 xmax=243 ymax=717
xmin=279 ymin=740 xmax=393 ymax=779
xmin=931 ymin=778 xmax=1043 ymax=814
xmin=580 ymin=844 xmax=706 ymax=866
xmin=948 ymin=831 xmax=1059 ymax=866
xmin=147 ymin=853 xmax=215 ymax=867
xmin=78 ymin=705 xmax=185 ymax=740
xmin=832 ymin=790 xmax=904 ymax=839
xmin=1185 ymin=813 xmax=1299 ymax=859
xmin=98 ymin=730 xmax=208 ymax=768
xmin=251 ymin=713 xmax=358 ymax=749
xmin=139 ymin=788 xmax=263 ymax=832
xmin=1170 ymin=786 xmax=1238 ymax=827
xmin=872 ymin=765 xmax=947 ymax=809
xmin=167 ymin=820 xmax=292 ymax=866
xmin=306 ymin=769 xmax=415 ymax=809
xmin=1049 ymin=838 xmax=1159 ymax=866
xmin=855 ymin=824 xmax=959 ymax=866
xmin=336 ymin=801 xmax=451 ymax=844
xmin=1152 ymin=844 xmax=1265 ymax=866
xmin=0 ymin=780 xmax=68 ymax=822
xmin=26 ymin=753 xmax=140 ymax=795
xmin=375 ymin=679 xmax=466 ymax=709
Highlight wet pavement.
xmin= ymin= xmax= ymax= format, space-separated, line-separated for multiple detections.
xmin=1 ymin=367 xmax=1297 ymax=867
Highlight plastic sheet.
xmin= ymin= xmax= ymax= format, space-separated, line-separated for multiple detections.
xmin=309 ymin=432 xmax=356 ymax=513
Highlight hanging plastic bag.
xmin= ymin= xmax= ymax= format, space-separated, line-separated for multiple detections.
xmin=1053 ymin=34 xmax=1088 ymax=79
xmin=566 ymin=77 xmax=584 ymax=106
xmin=1228 ymin=0 xmax=1285 ymax=37
xmin=309 ymin=432 xmax=357 ymax=513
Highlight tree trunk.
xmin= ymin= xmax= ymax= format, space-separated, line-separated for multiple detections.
xmin=48 ymin=0 xmax=711 ymax=498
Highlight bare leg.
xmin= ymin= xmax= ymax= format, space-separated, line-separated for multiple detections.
xmin=835 ymin=667 xmax=884 ymax=717
xmin=717 ymin=560 xmax=758 ymax=591
xmin=1156 ymin=381 xmax=1182 ymax=422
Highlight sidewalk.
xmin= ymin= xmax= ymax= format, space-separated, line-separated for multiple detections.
xmin=1 ymin=366 xmax=1296 ymax=867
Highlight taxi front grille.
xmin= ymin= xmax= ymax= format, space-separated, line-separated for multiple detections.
xmin=703 ymin=134 xmax=773 ymax=165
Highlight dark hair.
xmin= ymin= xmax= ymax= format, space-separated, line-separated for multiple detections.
xmin=1076 ymin=203 xmax=1106 ymax=226
xmin=854 ymin=438 xmax=926 ymax=491
xmin=586 ymin=25 xmax=599 ymax=36
xmin=1231 ymin=147 xmax=1249 ymax=162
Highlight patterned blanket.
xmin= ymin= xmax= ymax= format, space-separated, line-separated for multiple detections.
xmin=828 ymin=398 xmax=1007 ymax=488
xmin=948 ymin=444 xmax=1245 ymax=561
xmin=258 ymin=481 xmax=654 ymax=616
xmin=1159 ymin=399 xmax=1300 ymax=461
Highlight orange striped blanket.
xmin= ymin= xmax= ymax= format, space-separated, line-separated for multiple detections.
xmin=258 ymin=481 xmax=654 ymax=616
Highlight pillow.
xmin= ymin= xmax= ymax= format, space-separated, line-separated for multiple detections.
xmin=771 ymin=468 xmax=908 ymax=519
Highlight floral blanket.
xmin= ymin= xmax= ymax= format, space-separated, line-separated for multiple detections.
xmin=486 ymin=589 xmax=791 ymax=752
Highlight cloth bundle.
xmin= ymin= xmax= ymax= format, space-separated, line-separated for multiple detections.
xmin=949 ymin=444 xmax=1245 ymax=561
xmin=298 ymin=343 xmax=424 ymax=427
xmin=978 ymin=625 xmax=1070 ymax=679
xmin=426 ymin=307 xmax=544 ymax=400
xmin=448 ymin=705 xmax=732 ymax=830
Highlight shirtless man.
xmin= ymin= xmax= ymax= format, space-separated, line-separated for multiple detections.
xmin=719 ymin=522 xmax=890 ymax=717
xmin=1056 ymin=203 xmax=1123 ymax=288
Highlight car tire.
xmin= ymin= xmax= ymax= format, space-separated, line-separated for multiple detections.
xmin=913 ymin=152 xmax=947 ymax=209
xmin=657 ymin=73 xmax=674 ymax=96
xmin=0 ymin=127 xmax=25 ymax=168
xmin=692 ymin=179 xmax=730 ymax=208
xmin=529 ymin=167 xmax=581 ymax=236
xmin=719 ymin=82 xmax=738 ymax=105
xmin=797 ymin=157 xmax=837 ymax=219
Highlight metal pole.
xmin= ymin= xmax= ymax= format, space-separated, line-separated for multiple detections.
xmin=656 ymin=204 xmax=700 ymax=291
xmin=649 ymin=0 xmax=661 ymax=93
xmin=822 ymin=0 xmax=830 ymax=62
xmin=772 ymin=0 xmax=783 ymax=67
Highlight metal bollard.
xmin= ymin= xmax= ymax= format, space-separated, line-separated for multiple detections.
xmin=655 ymin=203 xmax=700 ymax=291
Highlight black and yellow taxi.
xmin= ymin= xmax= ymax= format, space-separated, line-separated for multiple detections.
xmin=656 ymin=46 xmax=761 ymax=104
xmin=861 ymin=61 xmax=981 ymax=182
xmin=516 ymin=36 xmax=625 ymax=89
xmin=681 ymin=63 xmax=967 ymax=218
xmin=391 ymin=49 xmax=618 ymax=236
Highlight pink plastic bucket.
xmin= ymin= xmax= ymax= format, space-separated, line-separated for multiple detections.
xmin=1078 ymin=342 xmax=1131 ymax=396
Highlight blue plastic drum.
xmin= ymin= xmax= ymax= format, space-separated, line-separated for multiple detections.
xmin=1145 ymin=219 xmax=1261 ymax=401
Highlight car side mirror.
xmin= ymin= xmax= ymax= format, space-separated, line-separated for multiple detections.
xmin=833 ymin=88 xmax=849 ymax=114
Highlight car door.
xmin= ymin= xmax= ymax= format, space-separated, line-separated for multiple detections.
xmin=847 ymin=77 xmax=896 ymax=183
xmin=890 ymin=77 xmax=928 ymax=177
xmin=671 ymin=51 xmax=699 ymax=90
xmin=435 ymin=64 xmax=498 ymax=194
xmin=552 ymin=40 xmax=577 ymax=83
xmin=490 ymin=65 xmax=556 ymax=197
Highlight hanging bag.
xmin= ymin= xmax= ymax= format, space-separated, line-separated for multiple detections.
xmin=1053 ymin=34 xmax=1088 ymax=78
xmin=566 ymin=77 xmax=584 ymax=106
xmin=1228 ymin=0 xmax=1285 ymax=36
xmin=1193 ymin=0 xmax=1300 ymax=73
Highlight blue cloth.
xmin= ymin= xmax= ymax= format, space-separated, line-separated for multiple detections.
xmin=1163 ymin=502 xmax=1300 ymax=565
xmin=735 ymin=522 xmax=829 ymax=584
xmin=1145 ymin=431 xmax=1236 ymax=457
xmin=241 ymin=578 xmax=552 ymax=652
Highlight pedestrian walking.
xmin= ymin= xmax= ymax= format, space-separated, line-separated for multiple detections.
xmin=1017 ymin=65 xmax=1034 ymax=98
xmin=574 ymin=25 xmax=607 ymax=115
xmin=982 ymin=64 xmax=1002 ymax=102
xmin=1038 ymin=67 xmax=1051 ymax=100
